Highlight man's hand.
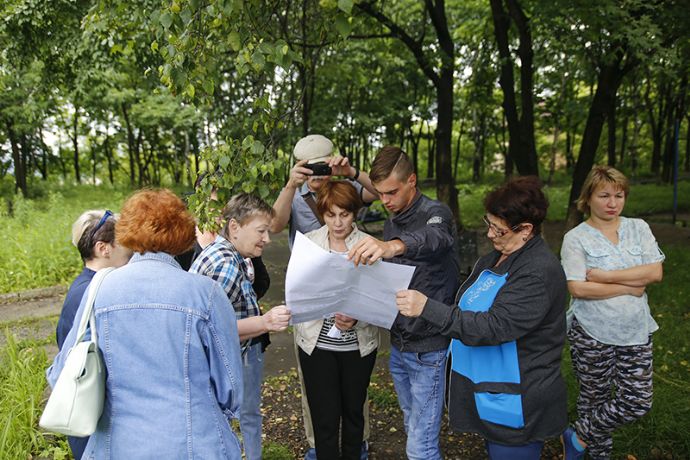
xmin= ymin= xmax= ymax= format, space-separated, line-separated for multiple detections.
xmin=334 ymin=313 xmax=357 ymax=331
xmin=348 ymin=236 xmax=405 ymax=266
xmin=396 ymin=290 xmax=428 ymax=317
xmin=328 ymin=156 xmax=355 ymax=178
xmin=287 ymin=159 xmax=313 ymax=189
xmin=262 ymin=305 xmax=291 ymax=332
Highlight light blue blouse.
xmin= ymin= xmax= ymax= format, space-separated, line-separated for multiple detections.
xmin=560 ymin=217 xmax=664 ymax=346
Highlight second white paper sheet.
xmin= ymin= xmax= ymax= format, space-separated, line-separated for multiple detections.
xmin=285 ymin=232 xmax=416 ymax=330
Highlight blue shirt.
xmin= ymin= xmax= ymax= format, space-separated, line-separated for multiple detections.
xmin=561 ymin=217 xmax=665 ymax=345
xmin=47 ymin=252 xmax=243 ymax=459
xmin=57 ymin=267 xmax=96 ymax=350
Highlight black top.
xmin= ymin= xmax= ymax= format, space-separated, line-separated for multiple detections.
xmin=384 ymin=192 xmax=460 ymax=352
xmin=422 ymin=236 xmax=568 ymax=444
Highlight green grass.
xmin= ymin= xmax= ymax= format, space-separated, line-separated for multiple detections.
xmin=0 ymin=331 xmax=70 ymax=460
xmin=263 ymin=441 xmax=294 ymax=460
xmin=0 ymin=185 xmax=132 ymax=293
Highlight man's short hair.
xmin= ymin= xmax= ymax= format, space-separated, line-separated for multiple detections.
xmin=369 ymin=146 xmax=414 ymax=183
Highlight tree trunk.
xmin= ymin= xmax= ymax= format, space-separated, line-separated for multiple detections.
xmin=647 ymin=82 xmax=669 ymax=175
xmin=662 ymin=76 xmax=688 ymax=182
xmin=6 ymin=121 xmax=27 ymax=195
xmin=607 ymin=92 xmax=616 ymax=166
xmin=566 ymin=57 xmax=629 ymax=229
xmin=356 ymin=0 xmax=460 ymax=228
xmin=490 ymin=0 xmax=538 ymax=176
xmin=426 ymin=126 xmax=435 ymax=179
xmin=37 ymin=129 xmax=48 ymax=180
xmin=686 ymin=116 xmax=690 ymax=172
xmin=104 ymin=131 xmax=114 ymax=185
xmin=72 ymin=108 xmax=81 ymax=183
xmin=121 ymin=103 xmax=137 ymax=186
xmin=453 ymin=117 xmax=465 ymax=178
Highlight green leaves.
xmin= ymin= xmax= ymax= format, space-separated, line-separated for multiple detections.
xmin=190 ymin=139 xmax=285 ymax=229
xmin=335 ymin=13 xmax=352 ymax=38
xmin=338 ymin=0 xmax=354 ymax=14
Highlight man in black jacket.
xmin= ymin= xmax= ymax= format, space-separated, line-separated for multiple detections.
xmin=349 ymin=146 xmax=459 ymax=460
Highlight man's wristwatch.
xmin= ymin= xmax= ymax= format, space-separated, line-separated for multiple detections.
xmin=350 ymin=167 xmax=360 ymax=181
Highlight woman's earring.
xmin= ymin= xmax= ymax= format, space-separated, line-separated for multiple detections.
xmin=522 ymin=236 xmax=528 ymax=242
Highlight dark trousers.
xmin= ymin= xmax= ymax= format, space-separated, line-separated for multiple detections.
xmin=298 ymin=347 xmax=377 ymax=460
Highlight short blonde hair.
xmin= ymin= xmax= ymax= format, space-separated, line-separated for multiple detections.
xmin=576 ymin=166 xmax=629 ymax=214
xmin=72 ymin=210 xmax=117 ymax=261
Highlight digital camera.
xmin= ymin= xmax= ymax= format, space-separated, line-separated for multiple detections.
xmin=304 ymin=162 xmax=332 ymax=176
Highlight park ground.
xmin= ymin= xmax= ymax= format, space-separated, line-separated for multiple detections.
xmin=1 ymin=220 xmax=689 ymax=459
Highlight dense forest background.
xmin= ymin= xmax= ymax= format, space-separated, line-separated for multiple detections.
xmin=1 ymin=0 xmax=688 ymax=228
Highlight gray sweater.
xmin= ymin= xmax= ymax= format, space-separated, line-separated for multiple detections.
xmin=422 ymin=236 xmax=568 ymax=444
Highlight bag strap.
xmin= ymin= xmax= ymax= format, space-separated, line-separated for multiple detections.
xmin=74 ymin=267 xmax=116 ymax=345
xmin=302 ymin=192 xmax=324 ymax=226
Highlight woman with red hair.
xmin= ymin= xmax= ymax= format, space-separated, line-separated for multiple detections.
xmin=47 ymin=189 xmax=244 ymax=458
xmin=294 ymin=180 xmax=379 ymax=460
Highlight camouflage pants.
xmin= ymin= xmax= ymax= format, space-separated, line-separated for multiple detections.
xmin=568 ymin=318 xmax=653 ymax=459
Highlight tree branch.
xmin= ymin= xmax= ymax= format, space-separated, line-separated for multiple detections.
xmin=356 ymin=1 xmax=440 ymax=88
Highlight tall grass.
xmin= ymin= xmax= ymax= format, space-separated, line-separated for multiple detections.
xmin=0 ymin=186 xmax=131 ymax=293
xmin=0 ymin=331 xmax=69 ymax=459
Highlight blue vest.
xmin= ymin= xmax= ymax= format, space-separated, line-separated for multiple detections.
xmin=449 ymin=269 xmax=525 ymax=429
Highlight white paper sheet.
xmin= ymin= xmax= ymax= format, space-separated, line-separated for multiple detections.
xmin=285 ymin=232 xmax=416 ymax=329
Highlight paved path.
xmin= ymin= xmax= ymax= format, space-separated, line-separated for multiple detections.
xmin=2 ymin=221 xmax=688 ymax=375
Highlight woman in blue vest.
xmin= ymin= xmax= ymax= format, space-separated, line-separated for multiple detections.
xmin=395 ymin=176 xmax=568 ymax=459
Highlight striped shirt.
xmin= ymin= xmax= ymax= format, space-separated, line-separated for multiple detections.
xmin=315 ymin=316 xmax=359 ymax=352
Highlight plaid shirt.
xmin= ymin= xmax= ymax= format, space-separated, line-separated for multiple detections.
xmin=190 ymin=235 xmax=261 ymax=322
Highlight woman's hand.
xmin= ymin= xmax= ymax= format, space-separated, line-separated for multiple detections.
xmin=262 ymin=305 xmax=291 ymax=332
xmin=586 ymin=268 xmax=609 ymax=283
xmin=396 ymin=290 xmax=428 ymax=317
xmin=334 ymin=313 xmax=357 ymax=331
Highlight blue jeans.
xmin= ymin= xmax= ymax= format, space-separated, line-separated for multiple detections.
xmin=389 ymin=347 xmax=446 ymax=460
xmin=485 ymin=440 xmax=543 ymax=459
xmin=240 ymin=343 xmax=264 ymax=460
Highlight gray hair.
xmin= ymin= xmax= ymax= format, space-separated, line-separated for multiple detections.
xmin=221 ymin=193 xmax=275 ymax=233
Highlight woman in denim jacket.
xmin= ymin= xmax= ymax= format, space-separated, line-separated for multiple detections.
xmin=47 ymin=189 xmax=243 ymax=459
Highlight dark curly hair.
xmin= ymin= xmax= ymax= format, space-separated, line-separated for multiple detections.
xmin=483 ymin=176 xmax=548 ymax=235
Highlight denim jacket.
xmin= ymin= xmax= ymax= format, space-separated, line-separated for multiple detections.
xmin=47 ymin=252 xmax=243 ymax=459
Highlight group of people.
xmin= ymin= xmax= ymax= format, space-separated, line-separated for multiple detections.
xmin=48 ymin=133 xmax=664 ymax=460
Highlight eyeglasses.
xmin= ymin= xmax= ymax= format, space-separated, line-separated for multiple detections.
xmin=90 ymin=210 xmax=113 ymax=240
xmin=482 ymin=215 xmax=521 ymax=238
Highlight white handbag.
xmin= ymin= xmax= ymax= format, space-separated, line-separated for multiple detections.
xmin=40 ymin=267 xmax=114 ymax=437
